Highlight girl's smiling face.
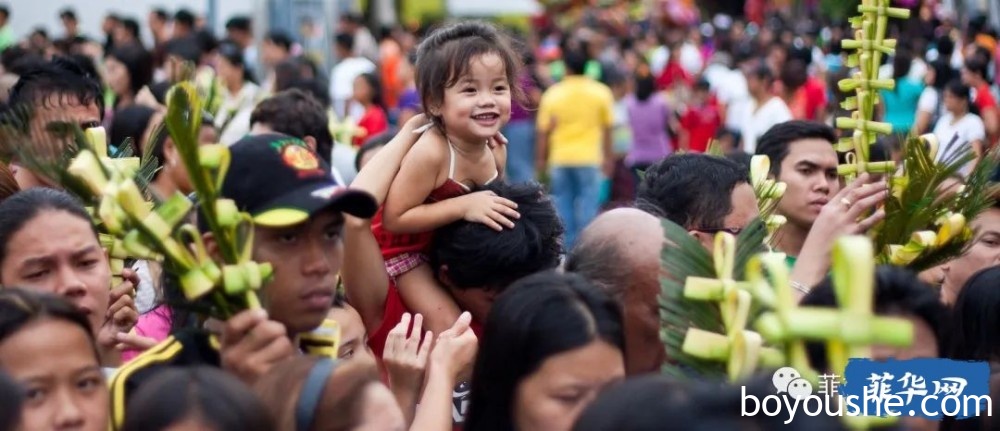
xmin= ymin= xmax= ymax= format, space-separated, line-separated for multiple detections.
xmin=435 ymin=53 xmax=512 ymax=146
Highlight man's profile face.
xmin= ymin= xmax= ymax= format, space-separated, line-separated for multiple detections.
xmin=692 ymin=182 xmax=760 ymax=250
xmin=774 ymin=139 xmax=839 ymax=229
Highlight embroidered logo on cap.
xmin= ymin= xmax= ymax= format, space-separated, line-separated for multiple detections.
xmin=270 ymin=139 xmax=323 ymax=178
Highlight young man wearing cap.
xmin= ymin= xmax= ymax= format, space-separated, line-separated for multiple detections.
xmin=108 ymin=133 xmax=377 ymax=429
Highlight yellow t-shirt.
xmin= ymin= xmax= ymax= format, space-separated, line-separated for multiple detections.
xmin=537 ymin=76 xmax=614 ymax=166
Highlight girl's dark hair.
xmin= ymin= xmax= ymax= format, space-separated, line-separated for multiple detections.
xmin=122 ymin=366 xmax=273 ymax=431
xmin=947 ymin=266 xmax=1000 ymax=362
xmin=0 ymin=370 xmax=22 ymax=430
xmin=414 ymin=21 xmax=524 ymax=128
xmin=465 ymin=271 xmax=624 ymax=431
xmin=0 ymin=289 xmax=97 ymax=359
xmin=110 ymin=105 xmax=156 ymax=155
xmin=218 ymin=41 xmax=256 ymax=84
xmin=107 ymin=44 xmax=154 ymax=97
xmin=354 ymin=129 xmax=395 ymax=171
xmin=253 ymin=356 xmax=380 ymax=431
xmin=0 ymin=188 xmax=96 ymax=267
xmin=356 ymin=72 xmax=384 ymax=110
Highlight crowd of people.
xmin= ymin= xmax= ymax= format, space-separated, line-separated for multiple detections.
xmin=0 ymin=1 xmax=997 ymax=430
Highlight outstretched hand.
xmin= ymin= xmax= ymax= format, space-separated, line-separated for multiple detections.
xmin=429 ymin=312 xmax=478 ymax=380
xmin=384 ymin=313 xmax=433 ymax=392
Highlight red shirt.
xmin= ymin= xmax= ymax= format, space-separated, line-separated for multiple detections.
xmin=680 ymin=98 xmax=722 ymax=153
xmin=790 ymin=77 xmax=828 ymax=121
xmin=656 ymin=61 xmax=692 ymax=91
xmin=974 ymin=83 xmax=998 ymax=113
xmin=354 ymin=105 xmax=389 ymax=147
xmin=369 ymin=281 xmax=484 ymax=361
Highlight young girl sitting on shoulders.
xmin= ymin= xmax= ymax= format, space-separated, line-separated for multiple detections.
xmin=372 ymin=21 xmax=523 ymax=334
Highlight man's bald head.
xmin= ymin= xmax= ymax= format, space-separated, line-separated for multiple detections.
xmin=569 ymin=208 xmax=663 ymax=300
xmin=567 ymin=208 xmax=666 ymax=375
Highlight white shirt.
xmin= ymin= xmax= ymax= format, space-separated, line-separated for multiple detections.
xmin=216 ymin=82 xmax=263 ymax=146
xmin=329 ymin=57 xmax=376 ymax=119
xmin=704 ymin=65 xmax=750 ymax=130
xmin=933 ymin=112 xmax=986 ymax=175
xmin=738 ymin=96 xmax=793 ymax=153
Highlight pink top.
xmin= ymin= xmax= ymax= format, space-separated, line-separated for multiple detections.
xmin=122 ymin=305 xmax=173 ymax=362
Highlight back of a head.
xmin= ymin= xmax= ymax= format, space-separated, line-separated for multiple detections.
xmin=749 ymin=62 xmax=774 ymax=83
xmin=334 ymin=32 xmax=355 ymax=52
xmin=780 ymin=59 xmax=808 ymax=91
xmin=574 ymin=375 xmax=845 ymax=431
xmin=754 ymin=120 xmax=835 ymax=175
xmin=637 ymin=154 xmax=749 ymax=229
xmin=563 ymin=49 xmax=589 ymax=76
xmin=466 ymin=271 xmax=624 ymax=431
xmin=285 ymin=79 xmax=331 ymax=108
xmin=414 ymin=21 xmax=523 ymax=125
xmin=253 ymin=356 xmax=379 ymax=431
xmin=265 ymin=31 xmax=293 ymax=52
xmin=965 ymin=56 xmax=990 ymax=82
xmin=250 ymin=89 xmax=332 ymax=163
xmin=110 ymin=105 xmax=156 ymax=155
xmin=948 ymin=266 xmax=1000 ymax=362
xmin=174 ymin=9 xmax=195 ymax=29
xmin=802 ymin=266 xmax=946 ymax=371
xmin=123 ymin=366 xmax=272 ymax=431
xmin=430 ymin=181 xmax=563 ymax=291
xmin=7 ymin=57 xmax=104 ymax=120
xmin=892 ymin=48 xmax=914 ymax=81
xmin=225 ymin=16 xmax=251 ymax=33
xmin=164 ymin=36 xmax=203 ymax=65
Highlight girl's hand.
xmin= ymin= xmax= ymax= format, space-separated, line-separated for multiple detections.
xmin=384 ymin=313 xmax=432 ymax=392
xmin=459 ymin=190 xmax=520 ymax=231
xmin=487 ymin=131 xmax=509 ymax=149
xmin=429 ymin=312 xmax=478 ymax=379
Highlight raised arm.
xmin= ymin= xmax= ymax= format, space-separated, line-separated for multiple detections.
xmin=381 ymin=131 xmax=460 ymax=234
xmin=344 ymin=115 xmax=427 ymax=334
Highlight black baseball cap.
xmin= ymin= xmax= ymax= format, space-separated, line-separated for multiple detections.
xmin=220 ymin=133 xmax=377 ymax=227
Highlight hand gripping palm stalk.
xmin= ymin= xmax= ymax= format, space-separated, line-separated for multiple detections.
xmin=836 ymin=1 xmax=998 ymax=271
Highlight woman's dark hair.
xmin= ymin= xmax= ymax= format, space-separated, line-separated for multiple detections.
xmin=0 ymin=188 xmax=95 ymax=268
xmin=218 ymin=41 xmax=256 ymax=84
xmin=0 ymin=370 xmax=22 ymax=430
xmin=107 ymin=44 xmax=154 ymax=98
xmin=355 ymin=72 xmax=384 ymax=109
xmin=891 ymin=48 xmax=913 ymax=85
xmin=801 ymin=265 xmax=946 ymax=372
xmin=0 ymin=289 xmax=97 ymax=359
xmin=465 ymin=272 xmax=624 ymax=431
xmin=253 ymin=356 xmax=380 ymax=431
xmin=944 ymin=79 xmax=978 ymax=115
xmin=354 ymin=130 xmax=395 ymax=171
xmin=414 ymin=21 xmax=524 ymax=128
xmin=634 ymin=71 xmax=656 ymax=102
xmin=122 ymin=366 xmax=273 ymax=431
xmin=273 ymin=57 xmax=319 ymax=93
xmin=110 ymin=105 xmax=156 ymax=155
xmin=573 ymin=374 xmax=845 ymax=431
xmin=947 ymin=266 xmax=1000 ymax=362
